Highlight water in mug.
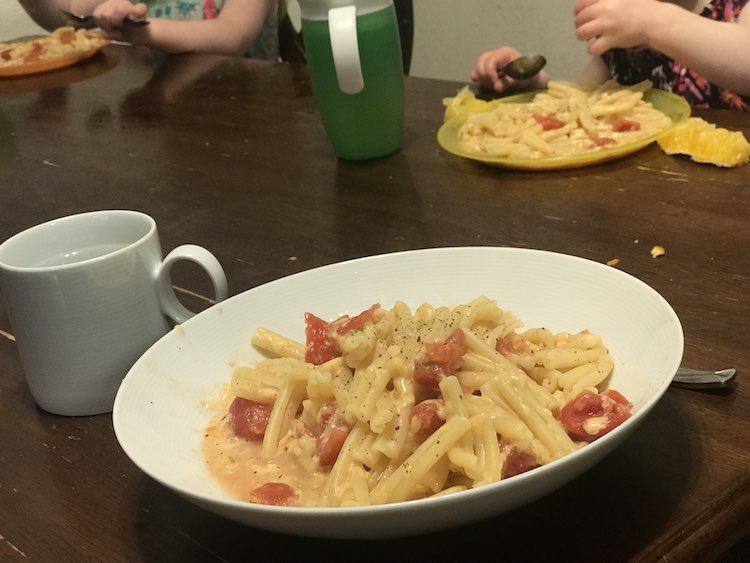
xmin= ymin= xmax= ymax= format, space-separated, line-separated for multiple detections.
xmin=302 ymin=5 xmax=404 ymax=160
xmin=33 ymin=243 xmax=125 ymax=267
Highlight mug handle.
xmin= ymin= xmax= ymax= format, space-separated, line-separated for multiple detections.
xmin=328 ymin=6 xmax=364 ymax=94
xmin=155 ymin=244 xmax=228 ymax=324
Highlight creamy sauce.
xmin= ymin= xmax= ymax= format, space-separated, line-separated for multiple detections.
xmin=203 ymin=408 xmax=329 ymax=507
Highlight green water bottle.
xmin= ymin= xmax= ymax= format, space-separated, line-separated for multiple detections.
xmin=300 ymin=0 xmax=405 ymax=160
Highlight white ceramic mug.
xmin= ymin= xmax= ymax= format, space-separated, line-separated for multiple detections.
xmin=0 ymin=210 xmax=228 ymax=416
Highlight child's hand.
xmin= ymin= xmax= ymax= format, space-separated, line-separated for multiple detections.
xmin=574 ymin=0 xmax=654 ymax=55
xmin=469 ymin=47 xmax=523 ymax=93
xmin=93 ymin=0 xmax=149 ymax=41
xmin=470 ymin=47 xmax=549 ymax=94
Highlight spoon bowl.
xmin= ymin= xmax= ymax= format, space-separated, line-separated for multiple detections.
xmin=503 ymin=54 xmax=547 ymax=80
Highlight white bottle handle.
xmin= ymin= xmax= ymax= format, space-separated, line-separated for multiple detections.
xmin=328 ymin=6 xmax=364 ymax=94
xmin=155 ymin=244 xmax=228 ymax=324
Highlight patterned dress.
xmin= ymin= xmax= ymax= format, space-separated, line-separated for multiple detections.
xmin=142 ymin=0 xmax=279 ymax=60
xmin=601 ymin=0 xmax=749 ymax=110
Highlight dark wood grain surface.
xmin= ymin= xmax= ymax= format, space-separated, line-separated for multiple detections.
xmin=0 ymin=45 xmax=747 ymax=562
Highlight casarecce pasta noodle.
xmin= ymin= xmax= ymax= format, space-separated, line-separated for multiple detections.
xmin=203 ymin=297 xmax=632 ymax=507
xmin=457 ymin=80 xmax=673 ymax=159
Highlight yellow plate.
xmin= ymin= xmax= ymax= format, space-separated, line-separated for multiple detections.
xmin=437 ymin=88 xmax=691 ymax=171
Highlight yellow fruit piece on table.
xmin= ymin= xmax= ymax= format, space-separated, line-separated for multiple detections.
xmin=657 ymin=117 xmax=750 ymax=167
xmin=442 ymin=86 xmax=493 ymax=122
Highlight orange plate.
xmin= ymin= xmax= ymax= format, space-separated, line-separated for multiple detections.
xmin=0 ymin=43 xmax=108 ymax=78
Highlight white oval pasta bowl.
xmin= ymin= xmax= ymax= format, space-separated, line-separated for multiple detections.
xmin=113 ymin=246 xmax=683 ymax=539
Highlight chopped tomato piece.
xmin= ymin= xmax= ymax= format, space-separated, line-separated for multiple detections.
xmin=249 ymin=482 xmax=296 ymax=506
xmin=1 ymin=49 xmax=13 ymax=62
xmin=304 ymin=312 xmax=339 ymax=365
xmin=333 ymin=304 xmax=381 ymax=336
xmin=229 ymin=397 xmax=273 ymax=442
xmin=413 ymin=362 xmax=444 ymax=393
xmin=316 ymin=407 xmax=350 ymax=468
xmin=410 ymin=399 xmax=445 ymax=441
xmin=559 ymin=389 xmax=632 ymax=442
xmin=502 ymin=447 xmax=541 ymax=479
xmin=424 ymin=329 xmax=466 ymax=366
xmin=495 ymin=336 xmax=525 ymax=357
xmin=316 ymin=403 xmax=336 ymax=433
xmin=593 ymin=137 xmax=617 ymax=147
xmin=304 ymin=305 xmax=381 ymax=365
xmin=318 ymin=427 xmax=348 ymax=467
xmin=414 ymin=329 xmax=466 ymax=392
xmin=533 ymin=113 xmax=565 ymax=131
xmin=612 ymin=118 xmax=641 ymax=132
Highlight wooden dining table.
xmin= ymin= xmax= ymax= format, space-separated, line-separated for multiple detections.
xmin=0 ymin=44 xmax=747 ymax=562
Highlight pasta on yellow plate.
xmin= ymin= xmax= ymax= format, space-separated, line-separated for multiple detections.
xmin=457 ymin=80 xmax=672 ymax=159
xmin=203 ymin=297 xmax=632 ymax=508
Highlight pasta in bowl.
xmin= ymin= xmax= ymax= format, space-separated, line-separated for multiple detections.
xmin=113 ymin=247 xmax=683 ymax=538
xmin=205 ymin=298 xmax=632 ymax=508
xmin=437 ymin=81 xmax=690 ymax=170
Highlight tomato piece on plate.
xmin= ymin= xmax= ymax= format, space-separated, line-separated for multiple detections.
xmin=333 ymin=304 xmax=381 ymax=336
xmin=612 ymin=118 xmax=641 ymax=132
xmin=495 ymin=335 xmax=526 ymax=357
xmin=316 ymin=409 xmax=349 ymax=468
xmin=593 ymin=137 xmax=617 ymax=147
xmin=502 ymin=447 xmax=541 ymax=479
xmin=533 ymin=113 xmax=565 ymax=131
xmin=250 ymin=482 xmax=297 ymax=506
xmin=318 ymin=427 xmax=348 ymax=468
xmin=410 ymin=399 xmax=446 ymax=441
xmin=560 ymin=390 xmax=632 ymax=442
xmin=304 ymin=312 xmax=340 ymax=365
xmin=229 ymin=396 xmax=273 ymax=442
xmin=414 ymin=329 xmax=467 ymax=391
xmin=305 ymin=305 xmax=381 ymax=365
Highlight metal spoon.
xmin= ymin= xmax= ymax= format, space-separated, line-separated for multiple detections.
xmin=60 ymin=9 xmax=150 ymax=28
xmin=502 ymin=54 xmax=547 ymax=81
xmin=671 ymin=367 xmax=736 ymax=389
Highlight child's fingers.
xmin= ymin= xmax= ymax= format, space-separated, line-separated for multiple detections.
xmin=576 ymin=20 xmax=603 ymax=41
xmin=573 ymin=0 xmax=599 ymax=17
xmin=471 ymin=48 xmax=525 ymax=92
xmin=482 ymin=50 xmax=517 ymax=78
xmin=131 ymin=3 xmax=149 ymax=19
xmin=471 ymin=52 xmax=500 ymax=85
xmin=94 ymin=0 xmax=144 ymax=25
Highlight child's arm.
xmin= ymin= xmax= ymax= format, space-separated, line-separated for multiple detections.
xmin=575 ymin=0 xmax=750 ymax=95
xmin=18 ymin=1 xmax=110 ymax=30
xmin=96 ymin=0 xmax=274 ymax=56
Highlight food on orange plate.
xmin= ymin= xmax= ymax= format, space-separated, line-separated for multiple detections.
xmin=448 ymin=80 xmax=672 ymax=159
xmin=657 ymin=117 xmax=750 ymax=167
xmin=0 ymin=27 xmax=109 ymax=76
xmin=203 ymin=297 xmax=632 ymax=508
